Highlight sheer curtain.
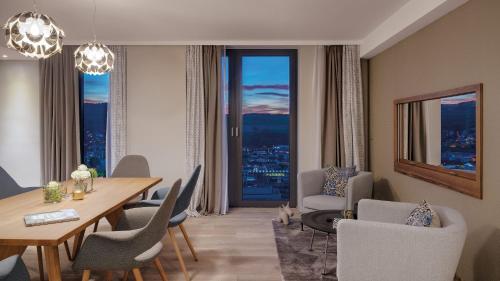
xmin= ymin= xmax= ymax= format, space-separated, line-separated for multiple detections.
xmin=311 ymin=46 xmax=325 ymax=170
xmin=106 ymin=46 xmax=127 ymax=175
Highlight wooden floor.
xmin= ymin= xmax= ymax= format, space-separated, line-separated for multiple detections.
xmin=23 ymin=208 xmax=282 ymax=281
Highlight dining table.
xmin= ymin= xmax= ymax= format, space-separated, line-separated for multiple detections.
xmin=0 ymin=177 xmax=162 ymax=281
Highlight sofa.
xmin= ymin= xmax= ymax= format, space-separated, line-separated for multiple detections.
xmin=336 ymin=199 xmax=467 ymax=281
xmin=297 ymin=168 xmax=373 ymax=215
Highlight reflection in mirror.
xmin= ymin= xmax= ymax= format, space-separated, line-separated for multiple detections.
xmin=397 ymin=93 xmax=477 ymax=173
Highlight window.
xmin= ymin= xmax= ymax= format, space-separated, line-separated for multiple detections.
xmin=79 ymin=73 xmax=110 ymax=176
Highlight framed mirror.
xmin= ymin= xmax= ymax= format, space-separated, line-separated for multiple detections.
xmin=394 ymin=84 xmax=482 ymax=199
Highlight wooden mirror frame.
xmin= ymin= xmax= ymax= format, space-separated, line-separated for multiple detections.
xmin=393 ymin=84 xmax=483 ymax=199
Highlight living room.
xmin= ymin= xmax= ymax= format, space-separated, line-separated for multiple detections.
xmin=0 ymin=0 xmax=498 ymax=281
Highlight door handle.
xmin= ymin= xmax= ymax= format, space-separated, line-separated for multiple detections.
xmin=235 ymin=127 xmax=239 ymax=137
xmin=231 ymin=127 xmax=234 ymax=137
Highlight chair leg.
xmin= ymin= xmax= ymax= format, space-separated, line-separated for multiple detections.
xmin=63 ymin=241 xmax=72 ymax=260
xmin=168 ymin=228 xmax=190 ymax=281
xmin=36 ymin=246 xmax=45 ymax=281
xmin=123 ymin=270 xmax=130 ymax=281
xmin=132 ymin=268 xmax=144 ymax=281
xmin=93 ymin=220 xmax=99 ymax=233
xmin=179 ymin=223 xmax=198 ymax=261
xmin=82 ymin=270 xmax=91 ymax=281
xmin=105 ymin=271 xmax=113 ymax=281
xmin=154 ymin=257 xmax=169 ymax=281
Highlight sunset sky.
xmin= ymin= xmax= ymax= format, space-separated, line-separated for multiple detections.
xmin=441 ymin=93 xmax=476 ymax=105
xmin=83 ymin=73 xmax=110 ymax=103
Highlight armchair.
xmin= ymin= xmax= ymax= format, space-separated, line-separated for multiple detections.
xmin=297 ymin=168 xmax=373 ymax=215
xmin=336 ymin=199 xmax=467 ymax=281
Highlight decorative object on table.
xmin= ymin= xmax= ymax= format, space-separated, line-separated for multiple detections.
xmin=24 ymin=209 xmax=80 ymax=227
xmin=71 ymin=164 xmax=91 ymax=199
xmin=321 ymin=165 xmax=357 ymax=197
xmin=273 ymin=218 xmax=338 ymax=281
xmin=74 ymin=0 xmax=114 ymax=75
xmin=3 ymin=0 xmax=65 ymax=59
xmin=282 ymin=202 xmax=294 ymax=217
xmin=43 ymin=181 xmax=63 ymax=203
xmin=406 ymin=200 xmax=441 ymax=227
xmin=278 ymin=206 xmax=290 ymax=225
xmin=87 ymin=168 xmax=98 ymax=193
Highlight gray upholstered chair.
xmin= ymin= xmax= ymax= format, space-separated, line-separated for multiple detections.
xmin=297 ymin=169 xmax=373 ymax=217
xmin=0 ymin=167 xmax=43 ymax=280
xmin=336 ymin=199 xmax=467 ymax=281
xmin=117 ymin=165 xmax=202 ymax=281
xmin=72 ymin=179 xmax=182 ymax=281
xmin=0 ymin=255 xmax=30 ymax=281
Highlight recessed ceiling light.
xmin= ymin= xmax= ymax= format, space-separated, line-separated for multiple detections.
xmin=1 ymin=55 xmax=7 ymax=58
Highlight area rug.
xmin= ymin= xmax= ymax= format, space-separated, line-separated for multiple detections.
xmin=272 ymin=218 xmax=338 ymax=281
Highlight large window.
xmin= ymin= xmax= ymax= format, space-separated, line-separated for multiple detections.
xmin=80 ymin=73 xmax=110 ymax=176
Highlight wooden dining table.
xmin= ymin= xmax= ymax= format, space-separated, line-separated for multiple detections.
xmin=0 ymin=177 xmax=162 ymax=281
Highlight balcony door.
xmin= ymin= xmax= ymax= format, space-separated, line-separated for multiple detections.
xmin=227 ymin=49 xmax=297 ymax=207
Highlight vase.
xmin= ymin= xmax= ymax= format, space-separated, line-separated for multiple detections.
xmin=72 ymin=180 xmax=87 ymax=200
xmin=86 ymin=177 xmax=95 ymax=193
xmin=43 ymin=186 xmax=63 ymax=203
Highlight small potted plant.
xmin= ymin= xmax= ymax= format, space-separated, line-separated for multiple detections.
xmin=43 ymin=181 xmax=63 ymax=203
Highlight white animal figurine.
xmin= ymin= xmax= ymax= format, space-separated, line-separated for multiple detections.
xmin=282 ymin=202 xmax=294 ymax=217
xmin=278 ymin=206 xmax=290 ymax=225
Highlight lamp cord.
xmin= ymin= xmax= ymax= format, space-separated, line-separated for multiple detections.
xmin=32 ymin=0 xmax=38 ymax=12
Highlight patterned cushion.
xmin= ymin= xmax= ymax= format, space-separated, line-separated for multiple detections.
xmin=321 ymin=166 xmax=357 ymax=197
xmin=406 ymin=200 xmax=441 ymax=227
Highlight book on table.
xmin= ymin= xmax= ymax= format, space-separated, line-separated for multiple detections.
xmin=24 ymin=209 xmax=80 ymax=227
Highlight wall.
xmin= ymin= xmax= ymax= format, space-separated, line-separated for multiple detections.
xmin=369 ymin=0 xmax=500 ymax=280
xmin=0 ymin=61 xmax=41 ymax=187
xmin=127 ymin=46 xmax=188 ymax=191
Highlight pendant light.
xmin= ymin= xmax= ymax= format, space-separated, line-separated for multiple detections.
xmin=74 ymin=0 xmax=114 ymax=75
xmin=3 ymin=0 xmax=65 ymax=59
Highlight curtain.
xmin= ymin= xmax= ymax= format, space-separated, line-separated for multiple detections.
xmin=312 ymin=46 xmax=325 ymax=170
xmin=407 ymin=102 xmax=427 ymax=162
xmin=200 ymin=46 xmax=225 ymax=215
xmin=185 ymin=46 xmax=205 ymax=216
xmin=106 ymin=46 xmax=127 ymax=175
xmin=361 ymin=59 xmax=370 ymax=170
xmin=40 ymin=45 xmax=81 ymax=182
xmin=321 ymin=46 xmax=345 ymax=168
xmin=342 ymin=45 xmax=366 ymax=171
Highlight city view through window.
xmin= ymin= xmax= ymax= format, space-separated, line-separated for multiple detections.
xmin=240 ymin=56 xmax=291 ymax=201
xmin=81 ymin=73 xmax=109 ymax=176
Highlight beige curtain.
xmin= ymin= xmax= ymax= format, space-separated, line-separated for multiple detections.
xmin=321 ymin=46 xmax=345 ymax=168
xmin=40 ymin=45 xmax=81 ymax=182
xmin=200 ymin=46 xmax=224 ymax=215
xmin=407 ymin=102 xmax=427 ymax=162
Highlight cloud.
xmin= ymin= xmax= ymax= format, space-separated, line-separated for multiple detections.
xmin=242 ymin=84 xmax=289 ymax=90
xmin=441 ymin=93 xmax=476 ymax=105
xmin=243 ymin=104 xmax=289 ymax=115
xmin=254 ymin=92 xmax=289 ymax=98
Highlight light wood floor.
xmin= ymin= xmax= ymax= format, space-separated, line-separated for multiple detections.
xmin=23 ymin=208 xmax=282 ymax=281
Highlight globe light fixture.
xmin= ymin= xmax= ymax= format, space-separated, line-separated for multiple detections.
xmin=74 ymin=0 xmax=114 ymax=75
xmin=74 ymin=42 xmax=114 ymax=75
xmin=3 ymin=11 xmax=65 ymax=59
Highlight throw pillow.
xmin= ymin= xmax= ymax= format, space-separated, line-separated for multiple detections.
xmin=406 ymin=200 xmax=441 ymax=227
xmin=321 ymin=165 xmax=357 ymax=197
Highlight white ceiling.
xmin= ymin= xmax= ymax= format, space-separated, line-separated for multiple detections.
xmin=0 ymin=0 xmax=467 ymax=60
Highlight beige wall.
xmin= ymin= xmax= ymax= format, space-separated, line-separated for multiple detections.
xmin=0 ymin=61 xmax=41 ymax=187
xmin=369 ymin=0 xmax=500 ymax=280
xmin=127 ymin=46 xmax=188 ymax=191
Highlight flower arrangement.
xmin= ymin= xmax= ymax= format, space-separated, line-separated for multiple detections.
xmin=71 ymin=164 xmax=92 ymax=181
xmin=43 ymin=181 xmax=63 ymax=203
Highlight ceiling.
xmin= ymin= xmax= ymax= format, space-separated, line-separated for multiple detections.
xmin=0 ymin=0 xmax=467 ymax=60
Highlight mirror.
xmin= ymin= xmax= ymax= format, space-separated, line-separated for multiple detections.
xmin=394 ymin=84 xmax=482 ymax=199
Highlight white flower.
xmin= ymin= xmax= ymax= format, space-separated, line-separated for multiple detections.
xmin=78 ymin=164 xmax=89 ymax=171
xmin=71 ymin=170 xmax=91 ymax=180
xmin=46 ymin=181 xmax=59 ymax=188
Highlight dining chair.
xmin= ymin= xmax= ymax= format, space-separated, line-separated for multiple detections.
xmin=0 ymin=255 xmax=30 ymax=281
xmin=118 ymin=165 xmax=202 ymax=281
xmin=0 ymin=167 xmax=44 ymax=281
xmin=72 ymin=179 xmax=182 ymax=281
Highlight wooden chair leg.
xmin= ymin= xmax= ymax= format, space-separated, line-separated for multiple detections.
xmin=93 ymin=220 xmax=99 ymax=232
xmin=154 ymin=257 xmax=169 ymax=281
xmin=105 ymin=271 xmax=113 ymax=281
xmin=123 ymin=270 xmax=130 ymax=281
xmin=36 ymin=246 xmax=45 ymax=281
xmin=63 ymin=241 xmax=72 ymax=260
xmin=178 ymin=223 xmax=198 ymax=261
xmin=82 ymin=270 xmax=91 ymax=281
xmin=132 ymin=268 xmax=144 ymax=281
xmin=168 ymin=228 xmax=190 ymax=281
xmin=62 ymin=230 xmax=85 ymax=261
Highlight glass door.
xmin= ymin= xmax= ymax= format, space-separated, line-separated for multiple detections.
xmin=227 ymin=49 xmax=297 ymax=207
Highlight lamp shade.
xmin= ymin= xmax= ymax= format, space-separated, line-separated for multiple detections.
xmin=3 ymin=11 xmax=65 ymax=59
xmin=74 ymin=42 xmax=114 ymax=75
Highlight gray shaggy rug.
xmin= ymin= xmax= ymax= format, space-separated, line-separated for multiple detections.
xmin=272 ymin=218 xmax=338 ymax=281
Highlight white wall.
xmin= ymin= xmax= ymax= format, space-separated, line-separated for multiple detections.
xmin=126 ymin=46 xmax=188 ymax=191
xmin=0 ymin=61 xmax=41 ymax=187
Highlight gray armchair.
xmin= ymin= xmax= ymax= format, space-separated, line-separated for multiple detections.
xmin=297 ymin=168 xmax=373 ymax=215
xmin=73 ymin=179 xmax=182 ymax=281
xmin=0 ymin=255 xmax=30 ymax=281
xmin=337 ymin=199 xmax=467 ymax=281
